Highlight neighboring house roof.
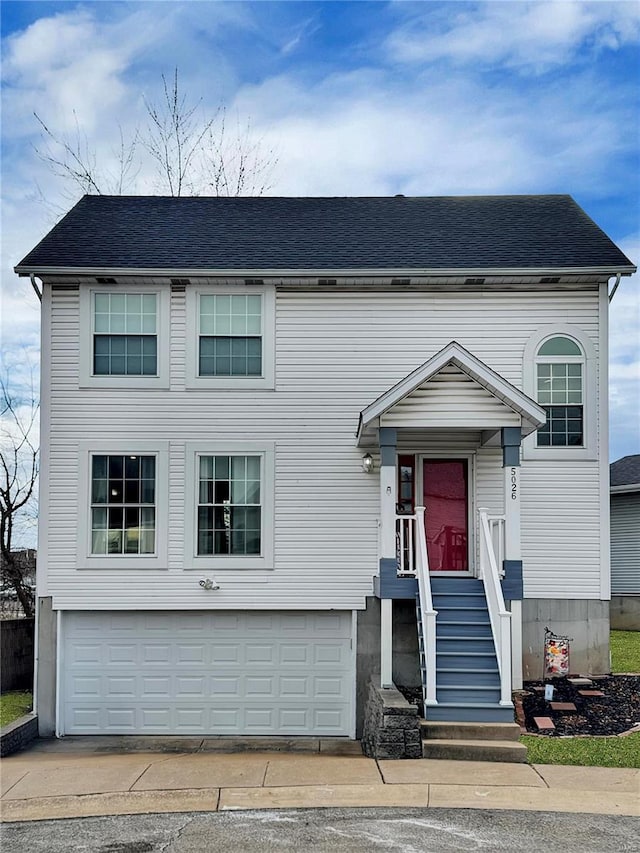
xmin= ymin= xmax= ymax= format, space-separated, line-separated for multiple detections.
xmin=15 ymin=194 xmax=635 ymax=275
xmin=610 ymin=454 xmax=640 ymax=493
xmin=357 ymin=340 xmax=546 ymax=442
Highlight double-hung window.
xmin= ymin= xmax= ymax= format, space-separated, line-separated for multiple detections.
xmin=185 ymin=442 xmax=275 ymax=569
xmin=78 ymin=441 xmax=168 ymax=568
xmin=186 ymin=287 xmax=275 ymax=389
xmin=197 ymin=455 xmax=261 ymax=556
xmin=93 ymin=293 xmax=157 ymax=376
xmin=91 ymin=454 xmax=156 ymax=554
xmin=523 ymin=326 xmax=596 ymax=461
xmin=80 ymin=286 xmax=169 ymax=388
xmin=535 ymin=336 xmax=584 ymax=447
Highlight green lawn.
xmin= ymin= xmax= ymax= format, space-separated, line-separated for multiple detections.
xmin=521 ymin=630 xmax=640 ymax=768
xmin=522 ymin=732 xmax=640 ymax=768
xmin=0 ymin=691 xmax=32 ymax=727
xmin=610 ymin=630 xmax=640 ymax=673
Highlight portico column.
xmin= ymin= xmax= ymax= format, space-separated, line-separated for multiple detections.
xmin=502 ymin=427 xmax=523 ymax=690
xmin=379 ymin=427 xmax=397 ymax=688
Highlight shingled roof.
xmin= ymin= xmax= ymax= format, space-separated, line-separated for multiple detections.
xmin=16 ymin=194 xmax=635 ymax=274
xmin=611 ymin=455 xmax=640 ymax=489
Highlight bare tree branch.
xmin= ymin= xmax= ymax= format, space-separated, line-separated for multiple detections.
xmin=0 ymin=370 xmax=39 ymax=618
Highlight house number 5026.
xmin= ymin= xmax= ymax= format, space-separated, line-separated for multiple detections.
xmin=510 ymin=467 xmax=518 ymax=500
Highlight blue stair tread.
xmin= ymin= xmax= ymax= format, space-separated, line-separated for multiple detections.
xmin=437 ymin=668 xmax=499 ymax=675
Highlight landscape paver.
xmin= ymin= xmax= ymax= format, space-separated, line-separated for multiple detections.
xmin=378 ymin=758 xmax=545 ymax=787
xmin=534 ymin=764 xmax=640 ymax=793
xmin=263 ymin=755 xmax=382 ymax=787
xmin=132 ymin=753 xmax=268 ymax=791
xmin=219 ymin=783 xmax=429 ymax=810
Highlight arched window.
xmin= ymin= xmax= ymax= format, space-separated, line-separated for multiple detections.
xmin=535 ymin=336 xmax=585 ymax=447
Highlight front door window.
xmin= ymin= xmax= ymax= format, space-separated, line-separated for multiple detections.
xmin=423 ymin=459 xmax=468 ymax=571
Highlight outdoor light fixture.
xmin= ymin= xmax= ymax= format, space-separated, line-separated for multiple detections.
xmin=362 ymin=453 xmax=374 ymax=474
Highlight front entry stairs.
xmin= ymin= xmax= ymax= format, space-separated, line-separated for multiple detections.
xmin=417 ymin=576 xmax=526 ymax=762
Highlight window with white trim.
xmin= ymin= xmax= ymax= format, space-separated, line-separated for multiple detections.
xmin=91 ymin=454 xmax=156 ymax=554
xmin=535 ymin=336 xmax=584 ymax=447
xmin=199 ymin=294 xmax=262 ymax=377
xmin=93 ymin=293 xmax=158 ymax=376
xmin=185 ymin=441 xmax=275 ymax=569
xmin=523 ymin=325 xmax=597 ymax=461
xmin=79 ymin=286 xmax=169 ymax=389
xmin=197 ymin=454 xmax=261 ymax=555
xmin=77 ymin=441 xmax=169 ymax=568
xmin=186 ymin=286 xmax=275 ymax=390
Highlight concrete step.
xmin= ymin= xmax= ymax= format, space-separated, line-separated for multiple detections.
xmin=421 ymin=738 xmax=528 ymax=763
xmin=420 ymin=720 xmax=522 ymax=742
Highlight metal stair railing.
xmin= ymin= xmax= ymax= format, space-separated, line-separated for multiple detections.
xmin=478 ymin=507 xmax=512 ymax=706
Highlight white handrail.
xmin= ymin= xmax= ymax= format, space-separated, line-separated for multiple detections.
xmin=414 ymin=506 xmax=438 ymax=708
xmin=478 ymin=508 xmax=512 ymax=706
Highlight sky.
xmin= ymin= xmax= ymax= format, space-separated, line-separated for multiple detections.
xmin=1 ymin=0 xmax=639 ymax=512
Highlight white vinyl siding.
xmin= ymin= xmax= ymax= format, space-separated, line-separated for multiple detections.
xmin=61 ymin=610 xmax=354 ymax=735
xmin=610 ymin=493 xmax=640 ymax=594
xmin=44 ymin=285 xmax=602 ymax=608
xmin=381 ymin=364 xmax=521 ymax=429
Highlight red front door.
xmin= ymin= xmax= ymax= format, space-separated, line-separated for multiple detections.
xmin=423 ymin=459 xmax=469 ymax=572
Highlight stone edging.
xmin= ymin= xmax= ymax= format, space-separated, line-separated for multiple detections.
xmin=0 ymin=713 xmax=38 ymax=757
xmin=361 ymin=680 xmax=421 ymax=759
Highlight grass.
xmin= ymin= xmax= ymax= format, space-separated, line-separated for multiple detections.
xmin=521 ymin=731 xmax=640 ymax=768
xmin=521 ymin=630 xmax=640 ymax=768
xmin=0 ymin=691 xmax=32 ymax=727
xmin=610 ymin=630 xmax=640 ymax=673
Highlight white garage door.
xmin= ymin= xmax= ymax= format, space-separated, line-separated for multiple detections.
xmin=62 ymin=610 xmax=353 ymax=736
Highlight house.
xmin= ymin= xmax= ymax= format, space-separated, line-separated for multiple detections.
xmin=610 ymin=454 xmax=640 ymax=630
xmin=16 ymin=194 xmax=635 ymax=744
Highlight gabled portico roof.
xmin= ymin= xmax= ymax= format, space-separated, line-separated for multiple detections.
xmin=357 ymin=341 xmax=546 ymax=443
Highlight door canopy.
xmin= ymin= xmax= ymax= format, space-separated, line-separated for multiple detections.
xmin=357 ymin=341 xmax=546 ymax=443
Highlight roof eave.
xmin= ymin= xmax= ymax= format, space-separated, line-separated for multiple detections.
xmin=610 ymin=483 xmax=640 ymax=494
xmin=15 ymin=264 xmax=637 ymax=278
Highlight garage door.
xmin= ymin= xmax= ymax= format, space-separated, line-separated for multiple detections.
xmin=61 ymin=610 xmax=353 ymax=736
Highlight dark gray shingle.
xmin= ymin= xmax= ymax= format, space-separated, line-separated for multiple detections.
xmin=611 ymin=455 xmax=640 ymax=488
xmin=16 ymin=194 xmax=634 ymax=273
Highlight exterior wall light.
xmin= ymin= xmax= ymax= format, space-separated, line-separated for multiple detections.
xmin=362 ymin=453 xmax=374 ymax=474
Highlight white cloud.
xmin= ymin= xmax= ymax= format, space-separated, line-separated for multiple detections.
xmin=386 ymin=1 xmax=640 ymax=72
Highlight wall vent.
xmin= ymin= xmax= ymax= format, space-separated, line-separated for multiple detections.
xmin=170 ymin=278 xmax=191 ymax=287
xmin=464 ymin=277 xmax=485 ymax=285
xmin=96 ymin=277 xmax=116 ymax=284
xmin=244 ymin=278 xmax=264 ymax=285
xmin=391 ymin=278 xmax=411 ymax=285
xmin=540 ymin=276 xmax=560 ymax=284
xmin=318 ymin=278 xmax=337 ymax=285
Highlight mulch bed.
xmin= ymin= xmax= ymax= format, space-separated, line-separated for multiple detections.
xmin=400 ymin=676 xmax=640 ymax=737
xmin=520 ymin=675 xmax=640 ymax=736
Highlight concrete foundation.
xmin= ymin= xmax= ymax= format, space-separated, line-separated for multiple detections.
xmin=35 ymin=596 xmax=57 ymax=737
xmin=610 ymin=596 xmax=640 ymax=631
xmin=522 ymin=599 xmax=610 ymax=680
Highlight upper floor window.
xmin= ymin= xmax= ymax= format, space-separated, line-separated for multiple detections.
xmin=523 ymin=325 xmax=597 ymax=461
xmin=197 ymin=454 xmax=261 ymax=556
xmin=186 ymin=286 xmax=275 ymax=390
xmin=79 ymin=286 xmax=169 ymax=389
xmin=199 ymin=294 xmax=262 ymax=377
xmin=91 ymin=454 xmax=156 ymax=554
xmin=94 ymin=293 xmax=158 ymax=376
xmin=77 ymin=440 xmax=169 ymax=568
xmin=535 ymin=336 xmax=584 ymax=447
